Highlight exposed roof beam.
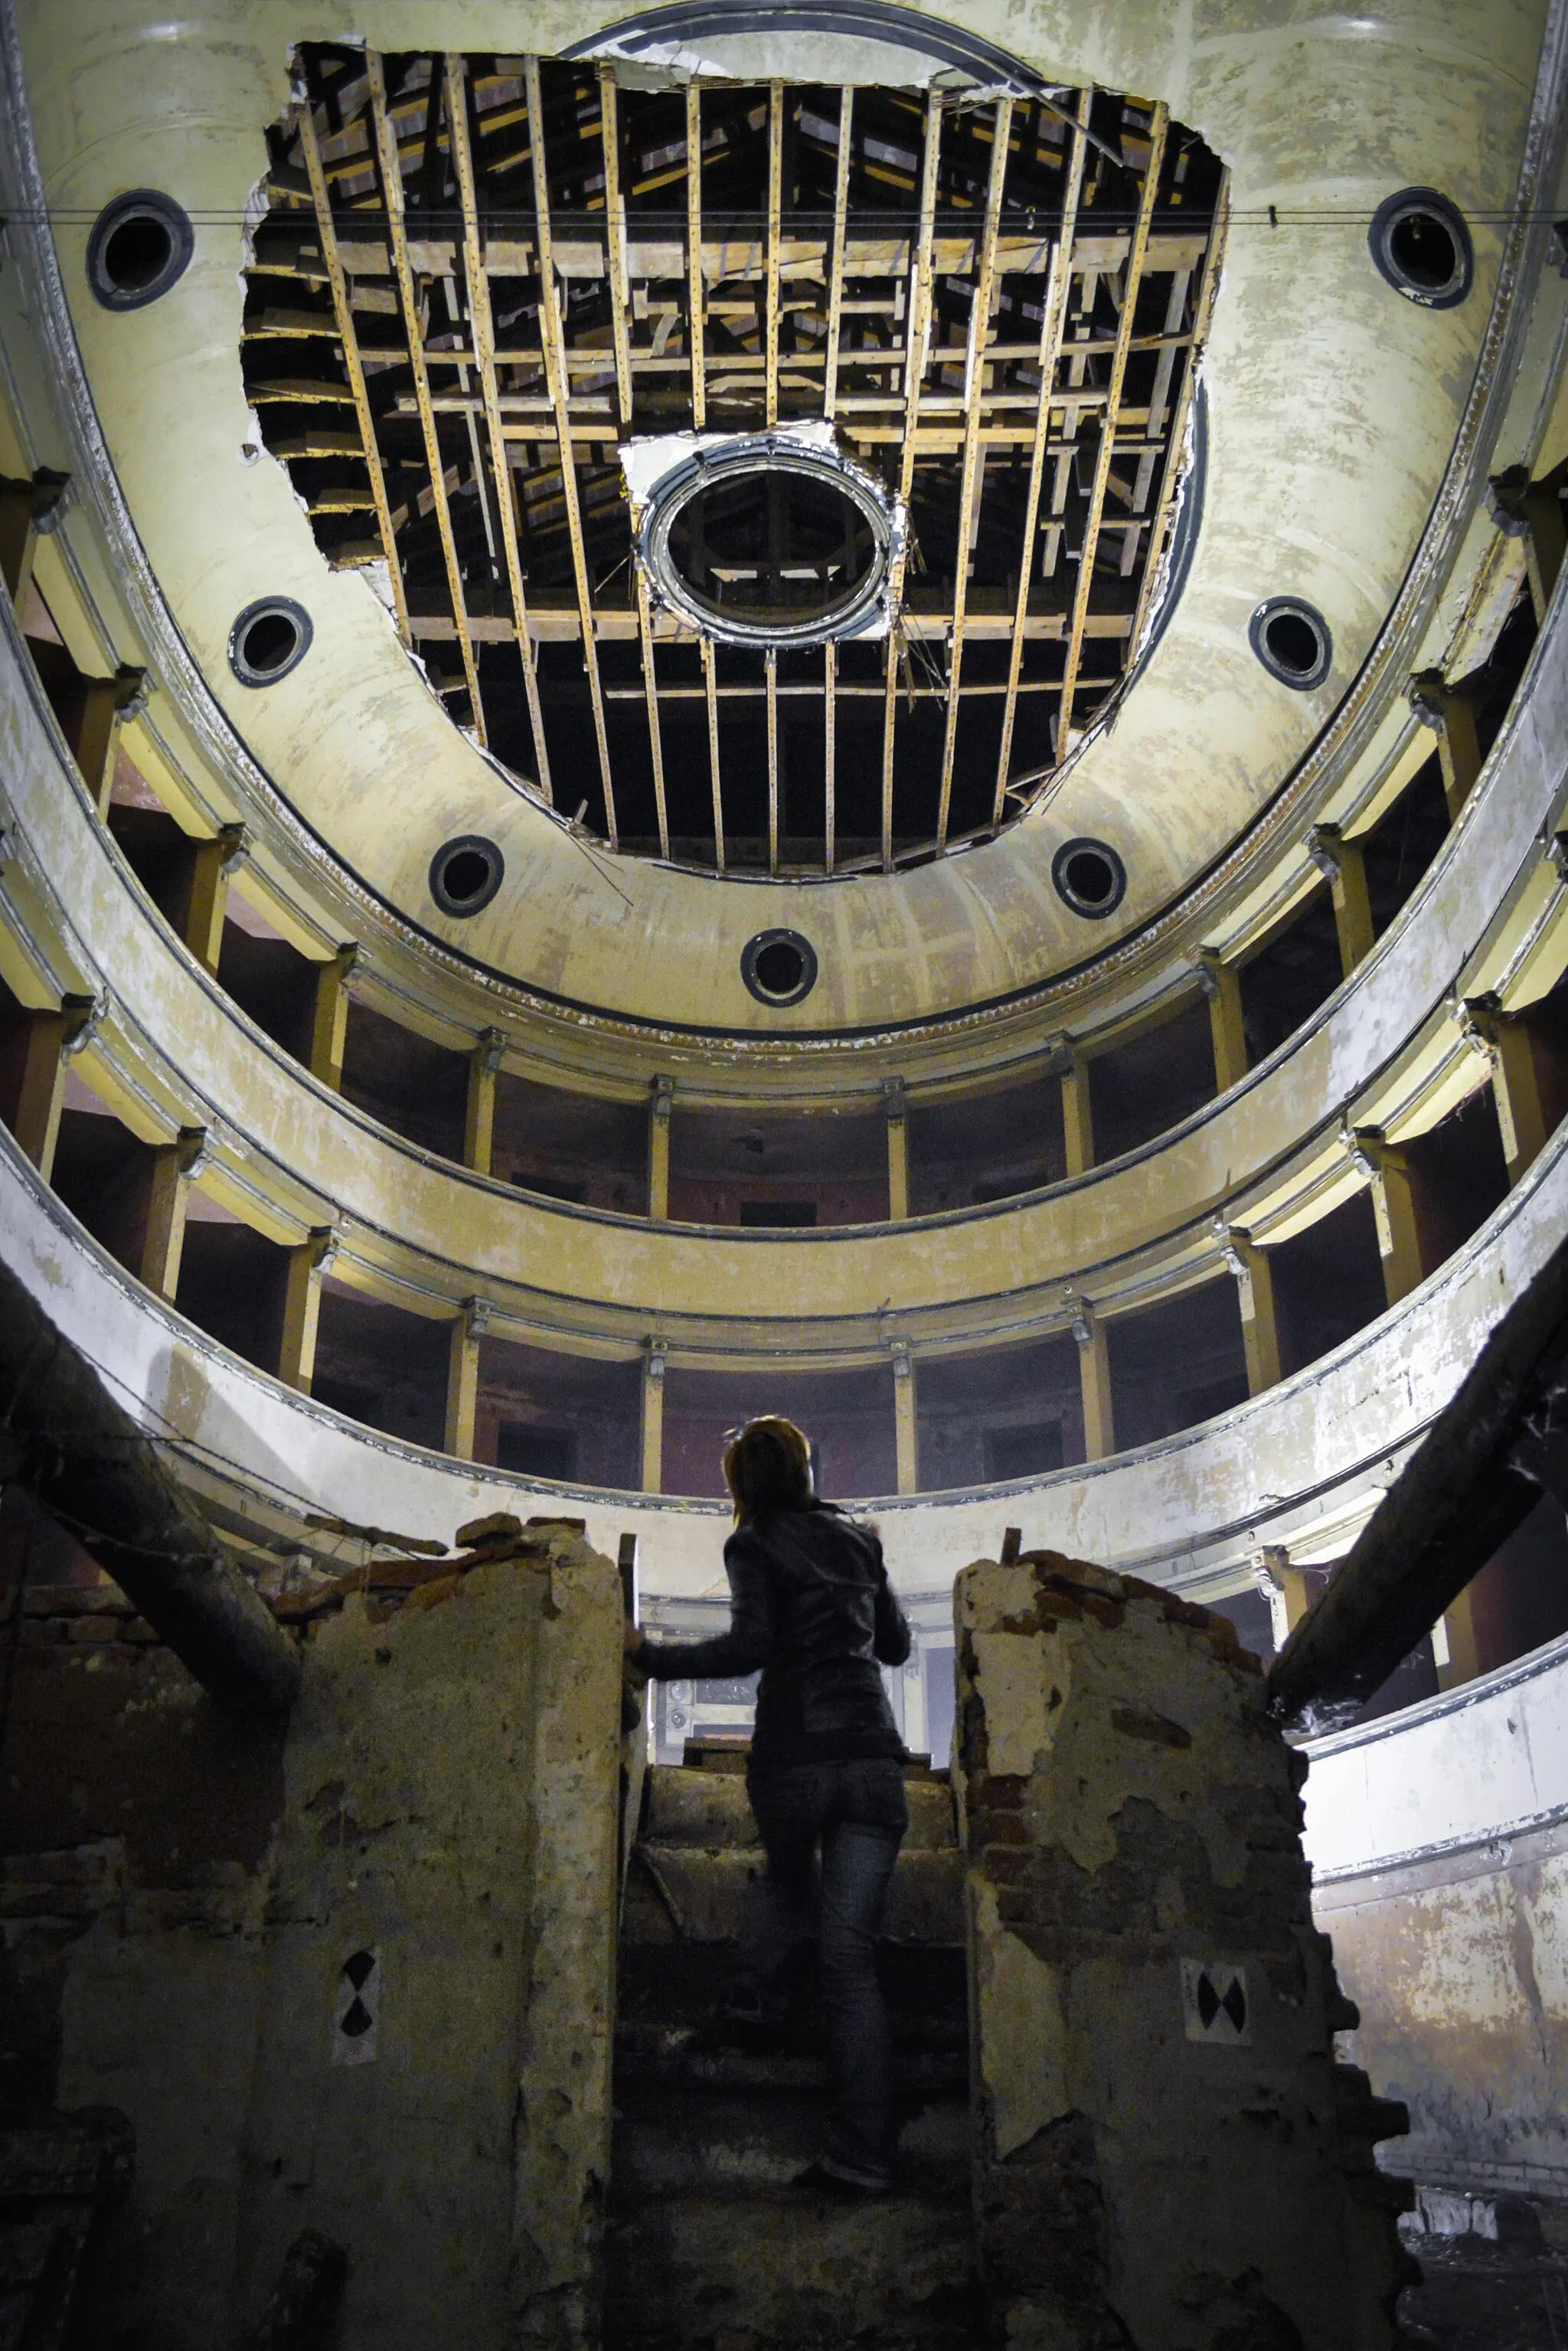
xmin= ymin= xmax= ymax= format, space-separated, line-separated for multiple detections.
xmin=524 ymin=54 xmax=617 ymax=843
xmin=765 ymin=80 xmax=784 ymax=427
xmin=993 ymin=92 xmax=1091 ymax=822
xmin=1057 ymin=102 xmax=1169 ymax=756
xmin=296 ymin=102 xmax=411 ymax=644
xmin=822 ymin=90 xmax=853 ymax=424
xmin=880 ymin=87 xmax=944 ymax=873
xmin=936 ymin=95 xmax=1012 ymax=852
xmin=366 ymin=53 xmax=485 ymax=739
xmin=598 ymin=65 xmax=635 ymax=432
xmin=1128 ymin=176 xmax=1229 ymax=660
xmin=687 ymin=83 xmax=707 ymax=431
xmin=444 ymin=53 xmax=551 ymax=802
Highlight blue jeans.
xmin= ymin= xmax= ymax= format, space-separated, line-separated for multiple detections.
xmin=737 ymin=1757 xmax=910 ymax=2174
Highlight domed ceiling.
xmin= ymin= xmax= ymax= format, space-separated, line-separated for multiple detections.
xmin=21 ymin=0 xmax=1534 ymax=1033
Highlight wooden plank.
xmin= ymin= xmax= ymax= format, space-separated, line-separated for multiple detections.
xmin=1128 ymin=178 xmax=1229 ymax=658
xmin=598 ymin=66 xmax=635 ymax=430
xmin=367 ymin=53 xmax=484 ymax=734
xmin=880 ymin=87 xmax=943 ymax=872
xmin=993 ymin=93 xmax=1090 ymax=821
xmin=703 ymin=636 xmax=724 ymax=873
xmin=687 ymin=83 xmax=706 ymax=431
xmin=297 ymin=103 xmax=410 ymax=642
xmin=766 ymin=647 xmax=779 ymax=874
xmin=936 ymin=96 xmax=1011 ymax=851
xmin=824 ymin=640 xmax=837 ymax=875
xmin=766 ymin=80 xmax=783 ymax=427
xmin=1057 ymin=103 xmax=1169 ymax=757
xmin=524 ymin=54 xmax=617 ymax=841
xmin=822 ymin=90 xmax=853 ymax=424
xmin=445 ymin=53 xmax=551 ymax=801
xmin=636 ymin=567 xmax=670 ymax=858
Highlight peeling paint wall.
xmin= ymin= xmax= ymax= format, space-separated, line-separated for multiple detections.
xmin=955 ymin=1549 xmax=1410 ymax=2351
xmin=0 ymin=1533 xmax=622 ymax=2349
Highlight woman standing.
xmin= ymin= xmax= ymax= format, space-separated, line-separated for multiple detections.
xmin=626 ymin=1415 xmax=913 ymax=2195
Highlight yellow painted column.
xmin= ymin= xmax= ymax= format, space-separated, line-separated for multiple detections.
xmin=1308 ymin=824 xmax=1374 ymax=972
xmin=1452 ymin=995 xmax=1547 ymax=1184
xmin=444 ymin=1298 xmax=491 ymax=1461
xmin=1406 ymin=671 xmax=1482 ymax=823
xmin=892 ymin=1344 xmax=917 ymax=1495
xmin=0 ymin=471 xmax=70 ymax=606
xmin=1432 ymin=1584 xmax=1484 ymax=1692
xmin=648 ymin=1076 xmax=673 ymax=1222
xmin=278 ymin=1227 xmax=338 ymax=1393
xmin=1344 ymin=1125 xmax=1426 ymax=1304
xmin=77 ymin=668 xmax=149 ymax=817
xmin=1068 ymin=1294 xmax=1114 ymax=1462
xmin=1215 ymin=1220 xmax=1282 ymax=1394
xmin=180 ymin=826 xmax=247 ymax=975
xmin=465 ymin=1027 xmax=507 ymax=1176
xmin=1054 ymin=1037 xmax=1093 ymax=1178
xmin=641 ymin=1338 xmax=667 ymax=1493
xmin=10 ymin=995 xmax=100 ymax=1178
xmin=1252 ymin=1545 xmax=1312 ymax=1650
xmin=139 ymin=1126 xmax=208 ymax=1298
xmin=1196 ymin=949 xmax=1248 ymax=1093
xmin=309 ymin=945 xmax=359 ymax=1091
xmin=883 ymin=1077 xmax=909 ymax=1220
xmin=1489 ymin=462 xmax=1567 ymax=625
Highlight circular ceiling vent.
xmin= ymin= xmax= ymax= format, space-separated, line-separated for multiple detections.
xmin=227 ymin=596 xmax=312 ymax=687
xmin=639 ymin=435 xmax=899 ymax=648
xmin=741 ymin=928 xmax=818 ymax=1006
xmin=1249 ymin=596 xmax=1333 ymax=691
xmin=1368 ymin=188 xmax=1472 ymax=309
xmin=430 ymin=835 xmax=505 ymax=917
xmin=1052 ymin=838 xmax=1127 ymax=921
xmin=87 ymin=191 xmax=194 ymax=311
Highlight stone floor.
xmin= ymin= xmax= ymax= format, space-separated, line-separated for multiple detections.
xmin=1399 ymin=2235 xmax=1568 ymax=2348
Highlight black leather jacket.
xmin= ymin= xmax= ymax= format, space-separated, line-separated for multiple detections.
xmin=638 ymin=1504 xmax=911 ymax=1768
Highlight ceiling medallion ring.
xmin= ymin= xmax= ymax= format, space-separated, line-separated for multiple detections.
xmin=635 ymin=430 xmax=903 ymax=648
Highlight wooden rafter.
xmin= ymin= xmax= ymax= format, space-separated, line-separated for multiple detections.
xmin=598 ymin=66 xmax=635 ymax=431
xmin=366 ymin=54 xmax=485 ymax=737
xmin=936 ymin=96 xmax=1012 ymax=851
xmin=880 ymin=88 xmax=943 ymax=871
xmin=822 ymin=90 xmax=853 ymax=424
xmin=296 ymin=103 xmax=410 ymax=642
xmin=1057 ymin=102 xmax=1170 ymax=755
xmin=444 ymin=53 xmax=551 ymax=802
xmin=687 ymin=83 xmax=706 ymax=432
xmin=993 ymin=93 xmax=1091 ymax=822
xmin=524 ymin=54 xmax=617 ymax=841
xmin=703 ymin=636 xmax=724 ymax=873
xmin=765 ymin=80 xmax=784 ymax=428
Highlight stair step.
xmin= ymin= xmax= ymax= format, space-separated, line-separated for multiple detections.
xmin=613 ymin=2090 xmax=969 ymax=2202
xmin=644 ymin=1768 xmax=958 ymax=1853
xmin=605 ymin=2190 xmax=980 ymax=2350
xmin=627 ymin=1846 xmax=965 ymax=1946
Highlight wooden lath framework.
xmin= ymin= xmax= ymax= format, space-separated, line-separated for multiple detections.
xmin=243 ymin=48 xmax=1226 ymax=878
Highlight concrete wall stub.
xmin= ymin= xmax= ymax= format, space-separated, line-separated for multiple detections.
xmin=954 ymin=1550 xmax=1413 ymax=2351
xmin=13 ymin=1530 xmax=623 ymax=2350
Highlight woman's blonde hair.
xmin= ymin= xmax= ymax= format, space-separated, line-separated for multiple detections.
xmin=721 ymin=1416 xmax=813 ymax=1526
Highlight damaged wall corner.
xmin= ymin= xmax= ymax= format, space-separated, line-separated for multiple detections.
xmin=3 ymin=1527 xmax=624 ymax=2351
xmin=953 ymin=1548 xmax=1414 ymax=2351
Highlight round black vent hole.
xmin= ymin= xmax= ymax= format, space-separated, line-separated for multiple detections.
xmin=1389 ymin=208 xmax=1457 ymax=293
xmin=240 ymin=609 xmax=301 ymax=677
xmin=441 ymin=848 xmax=492 ymax=906
xmin=1063 ymin=848 xmax=1118 ymax=909
xmin=753 ymin=938 xmax=806 ymax=998
xmin=103 ymin=211 xmax=174 ymax=297
xmin=1263 ymin=608 xmax=1322 ymax=678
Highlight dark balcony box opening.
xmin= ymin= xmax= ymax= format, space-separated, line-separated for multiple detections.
xmin=217 ymin=922 xmax=319 ymax=1066
xmin=1107 ymin=1279 xmax=1250 ymax=1451
xmin=1406 ymin=1082 xmax=1510 ymax=1272
xmin=477 ymin=1340 xmax=642 ymax=1490
xmin=339 ymin=1001 xmax=469 ymax=1163
xmin=1272 ymin=1190 xmax=1387 ymax=1380
xmin=662 ymin=1363 xmax=897 ymax=1501
xmin=48 ymin=1104 xmax=158 ymax=1273
xmin=496 ymin=1422 xmax=579 ymax=1481
xmin=1363 ymin=757 xmax=1451 ymax=938
xmin=1238 ymin=887 xmax=1344 ymax=1065
xmin=313 ymin=1284 xmax=450 ymax=1451
xmin=738 ymin=1200 xmax=818 ymax=1227
xmin=175 ymin=1219 xmax=292 ymax=1378
xmin=906 ymin=1073 xmax=1066 ymax=1216
xmin=495 ymin=1075 xmax=649 ymax=1216
xmin=916 ymin=1336 xmax=1083 ymax=1491
xmin=668 ymin=1105 xmax=888 ymax=1228
xmin=1088 ymin=995 xmax=1216 ymax=1163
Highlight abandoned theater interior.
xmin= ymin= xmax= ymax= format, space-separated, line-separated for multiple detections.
xmin=2 ymin=0 xmax=1567 ymax=2342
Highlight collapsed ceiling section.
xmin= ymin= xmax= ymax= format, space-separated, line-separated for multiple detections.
xmin=243 ymin=47 xmax=1225 ymax=877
